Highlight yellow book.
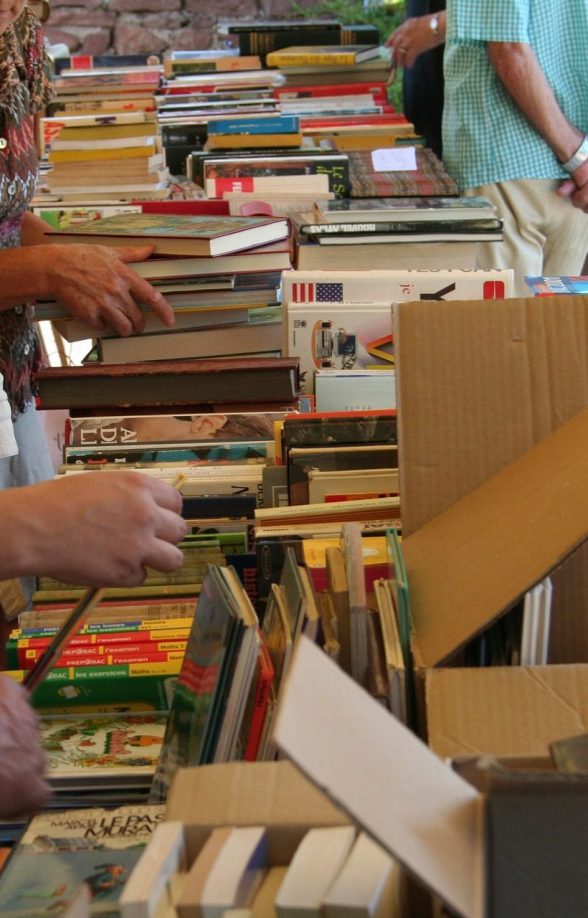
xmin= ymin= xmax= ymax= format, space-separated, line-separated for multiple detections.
xmin=48 ymin=143 xmax=158 ymax=163
xmin=55 ymin=121 xmax=159 ymax=141
xmin=266 ymin=44 xmax=380 ymax=68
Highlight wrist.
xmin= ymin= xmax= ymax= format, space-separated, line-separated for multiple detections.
xmin=561 ymin=133 xmax=588 ymax=173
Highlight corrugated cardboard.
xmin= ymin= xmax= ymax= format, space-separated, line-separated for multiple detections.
xmin=274 ymin=636 xmax=588 ymax=918
xmin=426 ymin=665 xmax=588 ymax=759
xmin=165 ymin=760 xmax=349 ymax=863
xmin=399 ymin=406 xmax=588 ymax=755
xmin=395 ymin=295 xmax=588 ymax=537
xmin=402 ymin=406 xmax=588 ymax=669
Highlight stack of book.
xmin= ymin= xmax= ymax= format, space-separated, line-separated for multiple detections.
xmin=42 ymin=211 xmax=292 ymax=363
xmin=265 ymin=42 xmax=391 ymax=90
xmin=42 ymin=109 xmax=170 ymax=201
xmin=224 ymin=18 xmax=381 ymax=66
xmin=49 ymin=62 xmax=162 ymax=116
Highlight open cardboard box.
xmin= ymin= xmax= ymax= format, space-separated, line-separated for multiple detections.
xmin=401 ymin=405 xmax=588 ymax=756
xmin=273 ymin=636 xmax=588 ymax=918
xmin=393 ymin=295 xmax=588 ymax=756
xmin=165 ymin=759 xmax=350 ymax=865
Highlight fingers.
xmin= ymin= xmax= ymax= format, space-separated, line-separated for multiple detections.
xmin=113 ymin=246 xmax=175 ymax=328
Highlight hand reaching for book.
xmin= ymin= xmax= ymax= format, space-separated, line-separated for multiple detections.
xmin=43 ymin=243 xmax=176 ymax=336
xmin=2 ymin=471 xmax=188 ymax=587
xmin=0 ymin=676 xmax=50 ymax=819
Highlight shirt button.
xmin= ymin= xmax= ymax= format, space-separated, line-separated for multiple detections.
xmin=14 ymin=306 xmax=23 ymax=315
xmin=0 ymin=138 xmax=7 ymax=150
xmin=23 ymin=344 xmax=30 ymax=355
xmin=7 ymin=183 xmax=16 ymax=195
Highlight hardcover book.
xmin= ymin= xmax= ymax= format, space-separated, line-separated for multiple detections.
xmin=34 ymin=357 xmax=300 ymax=411
xmin=49 ymin=213 xmax=290 ymax=257
xmin=266 ymin=45 xmax=381 ymax=67
xmin=315 ymin=194 xmax=497 ymax=223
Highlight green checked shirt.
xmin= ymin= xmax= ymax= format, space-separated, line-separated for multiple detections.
xmin=442 ymin=0 xmax=588 ymax=190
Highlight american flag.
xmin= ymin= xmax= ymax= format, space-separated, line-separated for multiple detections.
xmin=291 ymin=281 xmax=344 ymax=303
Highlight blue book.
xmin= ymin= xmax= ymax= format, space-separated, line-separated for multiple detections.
xmin=207 ymin=114 xmax=300 ymax=136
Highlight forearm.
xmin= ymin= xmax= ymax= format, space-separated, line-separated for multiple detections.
xmin=488 ymin=42 xmax=583 ymax=164
xmin=19 ymin=210 xmax=52 ymax=246
xmin=0 ymin=244 xmax=53 ymax=308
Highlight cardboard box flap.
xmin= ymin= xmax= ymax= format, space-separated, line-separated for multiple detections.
xmin=402 ymin=405 xmax=588 ymax=668
xmin=395 ymin=296 xmax=588 ymax=537
xmin=426 ymin=664 xmax=588 ymax=759
xmin=166 ymin=760 xmax=348 ymax=827
xmin=273 ymin=636 xmax=484 ymax=918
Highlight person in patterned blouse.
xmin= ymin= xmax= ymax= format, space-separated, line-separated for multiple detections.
xmin=0 ymin=3 xmax=174 ymax=601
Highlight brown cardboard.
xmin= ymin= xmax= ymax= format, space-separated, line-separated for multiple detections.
xmin=165 ymin=760 xmax=349 ymax=863
xmin=426 ymin=665 xmax=588 ymax=759
xmin=273 ymin=635 xmax=588 ymax=918
xmin=395 ymin=294 xmax=588 ymax=537
xmin=402 ymin=406 xmax=588 ymax=668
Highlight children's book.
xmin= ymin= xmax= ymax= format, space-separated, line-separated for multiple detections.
xmin=0 ymin=803 xmax=164 ymax=915
xmin=39 ymin=713 xmax=169 ymax=784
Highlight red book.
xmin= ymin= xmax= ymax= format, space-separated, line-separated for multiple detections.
xmin=16 ymin=645 xmax=186 ymax=670
xmin=243 ymin=635 xmax=275 ymax=761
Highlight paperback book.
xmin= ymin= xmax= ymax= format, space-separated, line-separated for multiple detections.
xmin=0 ymin=803 xmax=165 ymax=915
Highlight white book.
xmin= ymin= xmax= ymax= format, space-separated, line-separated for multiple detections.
xmin=199 ymin=826 xmax=268 ymax=918
xmin=281 ymin=268 xmax=514 ymax=307
xmin=98 ymin=319 xmax=282 ymax=364
xmin=520 ymin=576 xmax=552 ymax=666
xmin=314 ymin=368 xmax=396 ymax=413
xmin=275 ymin=825 xmax=357 ymax=918
xmin=322 ymin=831 xmax=401 ymax=918
xmin=120 ymin=820 xmax=186 ymax=918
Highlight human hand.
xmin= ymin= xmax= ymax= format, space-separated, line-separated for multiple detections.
xmin=10 ymin=472 xmax=188 ymax=587
xmin=385 ymin=14 xmax=445 ymax=70
xmin=557 ymin=160 xmax=588 ymax=212
xmin=0 ymin=676 xmax=50 ymax=819
xmin=41 ymin=243 xmax=175 ymax=336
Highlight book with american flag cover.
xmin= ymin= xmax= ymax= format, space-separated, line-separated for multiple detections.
xmin=280 ymin=268 xmax=514 ymax=306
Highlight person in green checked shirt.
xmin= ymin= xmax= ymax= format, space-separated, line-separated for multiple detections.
xmin=442 ymin=0 xmax=588 ymax=296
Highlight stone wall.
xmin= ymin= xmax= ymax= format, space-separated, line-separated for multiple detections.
xmin=43 ymin=0 xmax=317 ymax=56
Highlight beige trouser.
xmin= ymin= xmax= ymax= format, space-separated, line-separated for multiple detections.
xmin=466 ymin=179 xmax=588 ymax=297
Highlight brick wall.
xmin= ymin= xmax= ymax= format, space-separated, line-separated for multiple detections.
xmin=43 ymin=0 xmax=317 ymax=56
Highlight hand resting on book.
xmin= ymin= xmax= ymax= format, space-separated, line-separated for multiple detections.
xmin=0 ymin=218 xmax=175 ymax=337
xmin=0 ymin=675 xmax=50 ymax=818
xmin=1 ymin=472 xmax=187 ymax=586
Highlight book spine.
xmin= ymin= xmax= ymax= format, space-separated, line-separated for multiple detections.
xmin=207 ymin=115 xmax=300 ymax=135
xmin=10 ymin=663 xmax=180 ymax=711
xmin=273 ymin=81 xmax=387 ymax=102
xmin=12 ymin=617 xmax=194 ymax=637
xmin=267 ymin=50 xmax=360 ymax=66
xmin=14 ymin=646 xmax=186 ymax=669
xmin=244 ymin=641 xmax=274 ymax=761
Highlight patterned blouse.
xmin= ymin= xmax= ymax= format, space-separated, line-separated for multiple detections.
xmin=0 ymin=7 xmax=53 ymax=416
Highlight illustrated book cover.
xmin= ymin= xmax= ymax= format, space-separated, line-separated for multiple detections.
xmin=48 ymin=213 xmax=290 ymax=257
